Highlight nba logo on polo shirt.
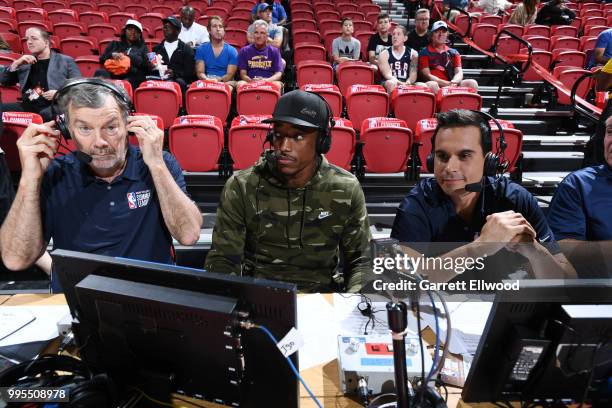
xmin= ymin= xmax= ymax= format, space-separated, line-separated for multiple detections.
xmin=127 ymin=190 xmax=151 ymax=209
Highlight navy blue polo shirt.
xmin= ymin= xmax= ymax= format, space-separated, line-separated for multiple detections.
xmin=42 ymin=145 xmax=187 ymax=264
xmin=547 ymin=165 xmax=612 ymax=241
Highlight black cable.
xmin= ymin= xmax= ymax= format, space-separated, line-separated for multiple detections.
xmin=578 ymin=340 xmax=606 ymax=408
xmin=415 ymin=297 xmax=426 ymax=405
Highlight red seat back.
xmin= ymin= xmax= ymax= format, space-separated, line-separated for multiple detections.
xmin=300 ymin=84 xmax=343 ymax=118
xmin=169 ymin=115 xmax=224 ymax=172
xmin=296 ymin=61 xmax=333 ymax=88
xmin=1 ymin=111 xmax=43 ymax=171
xmin=236 ymin=81 xmax=281 ymax=116
xmin=345 ymin=84 xmax=389 ymax=130
xmin=326 ymin=117 xmax=355 ymax=170
xmin=437 ymin=87 xmax=482 ymax=112
xmin=134 ymin=81 xmax=182 ymax=128
xmin=185 ymin=80 xmax=232 ymax=121
xmin=391 ymin=85 xmax=436 ymax=132
xmin=361 ymin=117 xmax=412 ymax=173
xmin=228 ymin=114 xmax=271 ymax=170
xmin=336 ymin=61 xmax=374 ymax=95
xmin=414 ymin=118 xmax=437 ymax=171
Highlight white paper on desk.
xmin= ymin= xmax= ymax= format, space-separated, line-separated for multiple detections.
xmin=0 ymin=308 xmax=35 ymax=342
xmin=420 ymin=302 xmax=492 ymax=355
xmin=0 ymin=305 xmax=69 ymax=347
xmin=332 ymin=293 xmax=420 ymax=337
xmin=297 ymin=294 xmax=339 ymax=371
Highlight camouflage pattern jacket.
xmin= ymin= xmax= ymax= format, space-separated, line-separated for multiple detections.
xmin=205 ymin=153 xmax=371 ymax=292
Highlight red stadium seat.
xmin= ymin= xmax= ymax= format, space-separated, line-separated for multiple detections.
xmin=315 ymin=10 xmax=340 ymax=22
xmin=391 ymin=85 xmax=436 ymax=132
xmin=79 ymin=11 xmax=109 ymax=25
xmin=123 ymin=4 xmax=148 ymax=15
xmin=129 ymin=112 xmax=163 ymax=146
xmin=523 ymin=35 xmax=551 ymax=52
xmin=323 ymin=29 xmax=342 ymax=59
xmin=169 ymin=115 xmax=224 ymax=172
xmin=1 ymin=111 xmax=43 ymax=172
xmin=551 ymin=49 xmax=586 ymax=69
xmin=97 ymin=3 xmax=121 ymax=14
xmin=454 ymin=14 xmax=475 ymax=37
xmin=471 ymin=23 xmax=498 ymax=51
xmin=18 ymin=20 xmax=53 ymax=37
xmin=70 ymin=2 xmax=94 ymax=13
xmin=75 ymin=55 xmax=101 ymax=77
xmin=497 ymin=24 xmax=523 ymax=37
xmin=582 ymin=16 xmax=606 ymax=27
xmin=361 ymin=3 xmax=381 ymax=15
xmin=352 ymin=20 xmax=373 ymax=33
xmin=231 ymin=8 xmax=252 ymax=21
xmin=228 ymin=114 xmax=271 ymax=170
xmin=294 ymin=43 xmax=327 ymax=65
xmin=524 ymin=24 xmax=550 ymax=37
xmin=140 ymin=13 xmax=163 ymax=33
xmin=414 ymin=118 xmax=437 ymax=172
xmin=0 ymin=53 xmax=17 ymax=64
xmin=292 ymin=18 xmax=317 ymax=31
xmin=0 ymin=19 xmax=18 ymax=34
xmin=87 ymin=24 xmax=119 ymax=42
xmin=107 ymin=79 xmax=133 ymax=99
xmin=205 ymin=7 xmax=228 ymax=21
xmin=342 ymin=11 xmax=365 ymax=22
xmin=300 ymin=83 xmax=343 ymax=118
xmin=550 ymin=36 xmax=580 ymax=52
xmin=13 ymin=0 xmax=39 ymax=11
xmin=60 ymin=36 xmax=97 ymax=58
xmin=553 ymin=67 xmax=591 ymax=105
xmin=185 ymin=80 xmax=232 ymax=121
xmin=236 ymin=81 xmax=281 ymax=116
xmin=479 ymin=15 xmax=502 ymax=26
xmin=436 ymin=86 xmax=482 ymax=112
xmin=0 ymin=6 xmax=16 ymax=20
xmin=1 ymin=32 xmax=21 ymax=52
xmin=151 ymin=5 xmax=174 ymax=16
xmin=521 ymin=49 xmax=553 ymax=81
xmin=16 ymin=7 xmax=47 ymax=21
xmin=292 ymin=10 xmax=315 ymax=21
xmin=226 ymin=17 xmax=251 ymax=31
xmin=319 ymin=19 xmax=342 ymax=37
xmin=292 ymin=29 xmax=321 ymax=46
xmin=224 ymin=28 xmax=247 ymax=48
xmin=584 ymin=25 xmax=608 ymax=37
xmin=354 ymin=31 xmax=374 ymax=62
xmin=579 ymin=36 xmax=597 ymax=53
xmin=326 ymin=117 xmax=355 ymax=170
xmin=336 ymin=61 xmax=375 ymax=95
xmin=47 ymin=9 xmax=77 ymax=24
xmin=345 ymin=84 xmax=389 ymax=130
xmin=53 ymin=22 xmax=85 ymax=37
xmin=494 ymin=35 xmax=521 ymax=56
xmin=134 ymin=81 xmax=183 ymax=128
xmin=361 ymin=117 xmax=412 ymax=173
xmin=296 ymin=60 xmax=333 ymax=88
xmin=41 ymin=1 xmax=67 ymax=12
xmin=550 ymin=25 xmax=578 ymax=37
xmin=108 ymin=12 xmax=136 ymax=29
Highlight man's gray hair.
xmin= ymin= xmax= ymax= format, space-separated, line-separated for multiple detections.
xmin=252 ymin=19 xmax=269 ymax=31
xmin=57 ymin=79 xmax=131 ymax=125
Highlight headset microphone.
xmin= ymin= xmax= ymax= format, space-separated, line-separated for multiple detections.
xmin=464 ymin=181 xmax=483 ymax=192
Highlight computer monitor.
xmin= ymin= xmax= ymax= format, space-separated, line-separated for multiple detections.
xmin=52 ymin=249 xmax=298 ymax=407
xmin=463 ymin=279 xmax=612 ymax=405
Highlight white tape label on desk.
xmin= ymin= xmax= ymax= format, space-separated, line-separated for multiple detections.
xmin=276 ymin=327 xmax=304 ymax=357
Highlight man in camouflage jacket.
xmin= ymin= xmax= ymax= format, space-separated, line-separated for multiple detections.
xmin=205 ymin=91 xmax=371 ymax=292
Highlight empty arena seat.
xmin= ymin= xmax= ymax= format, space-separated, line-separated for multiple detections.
xmin=414 ymin=118 xmax=437 ymax=172
xmin=52 ymin=22 xmax=86 ymax=37
xmin=326 ymin=117 xmax=355 ymax=170
xmin=361 ymin=117 xmax=412 ymax=173
xmin=345 ymin=84 xmax=389 ymax=131
xmin=185 ymin=80 xmax=232 ymax=121
xmin=106 ymin=79 xmax=133 ymax=99
xmin=236 ymin=81 xmax=280 ymax=116
xmin=524 ymin=35 xmax=551 ymax=51
xmin=47 ymin=9 xmax=77 ymax=24
xmin=391 ymin=84 xmax=436 ymax=132
xmin=133 ymin=81 xmax=182 ymax=128
xmin=494 ymin=35 xmax=522 ymax=56
xmin=296 ymin=60 xmax=334 ymax=88
xmin=16 ymin=7 xmax=47 ymax=21
xmin=18 ymin=20 xmax=53 ymax=37
xmin=74 ymin=55 xmax=101 ymax=77
xmin=1 ymin=111 xmax=43 ymax=172
xmin=524 ymin=24 xmax=550 ymax=37
xmin=87 ymin=23 xmax=119 ymax=42
xmin=550 ymin=25 xmax=578 ymax=37
xmin=471 ymin=23 xmax=498 ymax=50
xmin=292 ymin=29 xmax=321 ymax=46
xmin=228 ymin=114 xmax=272 ymax=170
xmin=521 ymin=49 xmax=552 ymax=81
xmin=300 ymin=84 xmax=343 ymax=118
xmin=79 ymin=11 xmax=109 ymax=25
xmin=60 ymin=36 xmax=98 ymax=58
xmin=129 ymin=112 xmax=164 ymax=146
xmin=169 ymin=115 xmax=224 ymax=172
xmin=0 ymin=6 xmax=16 ymax=20
xmin=553 ymin=67 xmax=591 ymax=105
xmin=336 ymin=61 xmax=375 ymax=95
xmin=294 ymin=43 xmax=327 ymax=66
xmin=550 ymin=36 xmax=580 ymax=52
xmin=0 ymin=85 xmax=21 ymax=103
xmin=551 ymin=50 xmax=586 ymax=69
xmin=437 ymin=86 xmax=482 ymax=112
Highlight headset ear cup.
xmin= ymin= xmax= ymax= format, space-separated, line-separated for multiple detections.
xmin=426 ymin=153 xmax=434 ymax=173
xmin=317 ymin=129 xmax=331 ymax=154
xmin=55 ymin=114 xmax=71 ymax=140
xmin=483 ymin=152 xmax=499 ymax=177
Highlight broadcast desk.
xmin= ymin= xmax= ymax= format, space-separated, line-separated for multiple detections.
xmin=1 ymin=294 xmax=509 ymax=408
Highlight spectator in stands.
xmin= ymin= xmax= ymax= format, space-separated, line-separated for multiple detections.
xmin=0 ymin=79 xmax=202 ymax=288
xmin=367 ymin=13 xmax=392 ymax=68
xmin=0 ymin=35 xmax=11 ymax=53
xmin=205 ymin=90 xmax=371 ymax=292
xmin=418 ymin=21 xmax=478 ymax=94
xmin=379 ymin=26 xmax=419 ymax=93
xmin=508 ymin=0 xmax=538 ymax=25
xmin=588 ymin=28 xmax=612 ymax=69
xmin=99 ymin=20 xmax=150 ymax=90
xmin=251 ymin=0 xmax=287 ymax=25
xmin=535 ymin=0 xmax=575 ymax=26
xmin=476 ymin=0 xmax=512 ymax=15
xmin=391 ymin=110 xmax=576 ymax=283
xmin=195 ymin=16 xmax=238 ymax=90
xmin=0 ymin=27 xmax=81 ymax=122
xmin=443 ymin=0 xmax=471 ymax=22
xmin=406 ymin=9 xmax=431 ymax=53
xmin=152 ymin=16 xmax=196 ymax=96
xmin=178 ymin=6 xmax=209 ymax=49
xmin=237 ymin=20 xmax=284 ymax=91
xmin=332 ymin=18 xmax=361 ymax=67
xmin=547 ymin=113 xmax=612 ymax=276
xmin=247 ymin=4 xmax=283 ymax=49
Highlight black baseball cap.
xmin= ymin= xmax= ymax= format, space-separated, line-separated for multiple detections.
xmin=163 ymin=16 xmax=182 ymax=30
xmin=263 ymin=90 xmax=329 ymax=129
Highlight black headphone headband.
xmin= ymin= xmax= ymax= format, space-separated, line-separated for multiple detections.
xmin=52 ymin=78 xmax=133 ymax=141
xmin=426 ymin=110 xmax=507 ymax=176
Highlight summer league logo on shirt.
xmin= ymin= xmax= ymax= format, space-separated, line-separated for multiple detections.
xmin=127 ymin=190 xmax=151 ymax=209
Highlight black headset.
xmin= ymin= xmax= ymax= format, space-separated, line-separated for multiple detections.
xmin=265 ymin=93 xmax=336 ymax=154
xmin=0 ymin=354 xmax=118 ymax=406
xmin=52 ymin=78 xmax=134 ymax=141
xmin=426 ymin=109 xmax=507 ymax=176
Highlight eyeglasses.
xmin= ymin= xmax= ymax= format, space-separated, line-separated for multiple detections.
xmin=416 ymin=18 xmax=429 ymax=21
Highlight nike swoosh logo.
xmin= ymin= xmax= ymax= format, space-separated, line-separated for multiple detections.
xmin=318 ymin=212 xmax=331 ymax=219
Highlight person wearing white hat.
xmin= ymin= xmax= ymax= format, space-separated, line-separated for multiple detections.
xmin=418 ymin=21 xmax=478 ymax=94
xmin=98 ymin=19 xmax=151 ymax=89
